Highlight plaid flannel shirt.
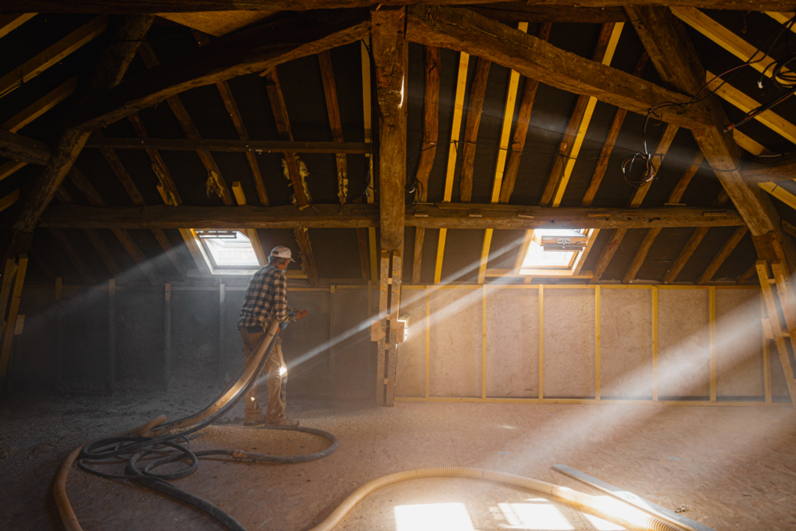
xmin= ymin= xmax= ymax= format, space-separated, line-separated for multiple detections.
xmin=238 ymin=264 xmax=297 ymax=329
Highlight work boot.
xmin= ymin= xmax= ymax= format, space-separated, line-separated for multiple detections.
xmin=244 ymin=412 xmax=269 ymax=426
xmin=267 ymin=418 xmax=299 ymax=427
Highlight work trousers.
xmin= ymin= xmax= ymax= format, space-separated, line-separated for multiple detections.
xmin=239 ymin=325 xmax=288 ymax=423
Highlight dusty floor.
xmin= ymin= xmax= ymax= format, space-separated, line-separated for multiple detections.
xmin=2 ymin=387 xmax=796 ymax=531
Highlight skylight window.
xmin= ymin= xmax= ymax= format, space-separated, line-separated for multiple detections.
xmin=519 ymin=229 xmax=588 ymax=274
xmin=195 ymin=230 xmax=260 ymax=273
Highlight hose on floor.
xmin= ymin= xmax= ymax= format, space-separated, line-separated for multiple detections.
xmin=54 ymin=319 xmax=685 ymax=531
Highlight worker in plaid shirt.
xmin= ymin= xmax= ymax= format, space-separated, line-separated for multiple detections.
xmin=238 ymin=246 xmax=307 ymax=426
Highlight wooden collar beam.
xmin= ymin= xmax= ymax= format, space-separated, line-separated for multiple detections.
xmin=39 ymin=204 xmax=746 ymax=230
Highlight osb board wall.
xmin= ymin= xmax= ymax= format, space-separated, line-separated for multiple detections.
xmin=715 ymin=289 xmax=764 ymax=397
xmin=429 ymin=288 xmax=482 ymax=398
xmin=395 ymin=289 xmax=428 ymax=398
xmin=396 ymin=286 xmax=770 ymax=403
xmin=543 ymin=289 xmax=596 ymax=398
xmin=658 ymin=289 xmax=710 ymax=398
xmin=601 ymin=288 xmax=652 ymax=399
xmin=328 ymin=288 xmax=376 ymax=402
xmin=486 ymin=288 xmax=538 ymax=398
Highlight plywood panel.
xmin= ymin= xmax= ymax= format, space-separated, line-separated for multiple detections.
xmin=543 ymin=289 xmax=595 ymax=398
xmin=396 ymin=289 xmax=427 ymax=398
xmin=601 ymin=288 xmax=652 ymax=399
xmin=485 ymin=287 xmax=538 ymax=398
xmin=429 ymin=288 xmax=482 ymax=397
xmin=715 ymin=289 xmax=764 ymax=398
xmin=658 ymin=290 xmax=710 ymax=398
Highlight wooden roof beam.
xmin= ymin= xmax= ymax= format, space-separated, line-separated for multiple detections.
xmin=41 ymin=204 xmax=747 ymax=231
xmin=459 ymin=57 xmax=491 ymax=203
xmin=7 ymin=15 xmax=153 ymax=257
xmin=264 ymin=68 xmax=317 ymax=285
xmin=406 ymin=5 xmax=715 ymax=129
xmin=84 ymin=136 xmax=370 ymax=154
xmin=0 ymin=16 xmax=107 ymax=100
xmin=540 ymin=22 xmax=622 ymax=208
xmin=627 ymin=5 xmax=796 ymax=274
xmin=73 ymin=9 xmax=371 ymax=131
xmin=499 ymin=23 xmax=551 ymax=204
xmin=0 ymin=129 xmax=50 ymax=165
xmin=623 ymin=151 xmax=704 ymax=283
xmin=697 ymin=226 xmax=749 ymax=284
xmin=372 ymin=7 xmax=408 ymax=254
xmin=411 ymin=46 xmax=440 ymax=285
xmin=137 ymin=42 xmax=233 ymax=206
xmin=581 ymin=52 xmax=648 ymax=207
xmin=0 ymin=13 xmax=36 ymax=39
xmin=7 ymin=1 xmax=796 ymax=13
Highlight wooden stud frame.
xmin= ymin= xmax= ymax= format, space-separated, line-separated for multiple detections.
xmin=396 ymin=283 xmax=776 ymax=407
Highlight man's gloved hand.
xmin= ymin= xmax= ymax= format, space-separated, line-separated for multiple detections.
xmin=296 ymin=310 xmax=308 ymax=320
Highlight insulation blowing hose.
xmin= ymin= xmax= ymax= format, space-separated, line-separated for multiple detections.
xmin=308 ymin=467 xmax=683 ymax=531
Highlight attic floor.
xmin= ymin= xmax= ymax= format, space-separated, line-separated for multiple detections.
xmin=1 ymin=391 xmax=795 ymax=531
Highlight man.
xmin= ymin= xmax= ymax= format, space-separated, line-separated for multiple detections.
xmin=238 ymin=245 xmax=307 ymax=426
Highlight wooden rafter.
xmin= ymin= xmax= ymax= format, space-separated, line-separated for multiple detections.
xmin=406 ymin=5 xmax=714 ymax=129
xmin=194 ymin=31 xmax=270 ymax=206
xmin=434 ymin=51 xmax=470 ymax=283
xmin=590 ymin=228 xmax=626 ymax=284
xmin=540 ymin=22 xmax=622 ymax=208
xmin=627 ymin=123 xmax=679 ymax=207
xmin=499 ymin=23 xmax=551 ymax=204
xmin=263 ymin=68 xmax=319 ymax=286
xmin=74 ymin=10 xmax=371 ymax=131
xmin=42 ymin=204 xmax=746 ymax=231
xmin=411 ymin=46 xmax=440 ymax=285
xmin=7 ymin=15 xmax=153 ymax=260
xmin=68 ymin=167 xmax=163 ymax=285
xmin=137 ymin=42 xmax=233 ymax=206
xmin=2 ymin=77 xmax=77 ymax=133
xmin=459 ymin=57 xmax=491 ymax=203
xmin=0 ymin=13 xmax=36 ymax=38
xmin=627 ymin=6 xmax=796 ymax=274
xmin=697 ymin=226 xmax=749 ymax=284
xmin=0 ymin=16 xmax=107 ymax=99
xmin=623 ymin=151 xmax=704 ymax=283
xmin=0 ymin=129 xmax=50 ymax=165
xmin=477 ymin=22 xmax=527 ymax=284
xmin=582 ymin=52 xmax=648 ymax=207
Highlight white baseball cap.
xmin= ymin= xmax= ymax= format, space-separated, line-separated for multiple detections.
xmin=270 ymin=245 xmax=295 ymax=262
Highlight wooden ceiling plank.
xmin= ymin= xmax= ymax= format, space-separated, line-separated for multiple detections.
xmin=627 ymin=5 xmax=796 ymax=275
xmin=74 ymin=10 xmax=371 ymax=131
xmin=2 ymin=77 xmax=77 ymax=133
xmin=42 ymin=204 xmax=747 ymax=231
xmin=411 ymin=46 xmax=441 ymax=284
xmin=0 ymin=16 xmax=107 ymax=100
xmin=582 ymin=52 xmax=648 ymax=207
xmin=0 ymin=13 xmax=36 ymax=39
xmin=435 ymin=51 xmax=470 ymax=284
xmin=623 ymin=151 xmax=704 ymax=283
xmin=697 ymin=226 xmax=749 ymax=284
xmin=459 ymin=57 xmax=492 ymax=203
xmin=406 ymin=5 xmax=714 ymax=129
xmin=541 ymin=22 xmax=623 ymax=208
xmin=0 ymin=129 xmax=50 ymax=165
xmin=48 ymin=228 xmax=96 ymax=285
xmin=499 ymin=23 xmax=551 ymax=205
